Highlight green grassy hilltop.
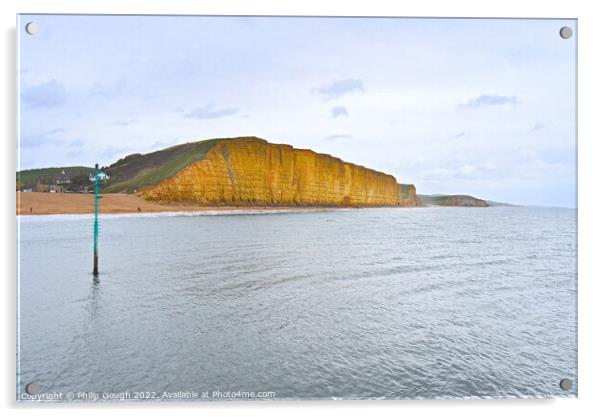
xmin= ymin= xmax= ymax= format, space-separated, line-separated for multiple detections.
xmin=102 ymin=139 xmax=221 ymax=193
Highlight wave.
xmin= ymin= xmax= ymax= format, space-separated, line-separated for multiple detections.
xmin=17 ymin=208 xmax=337 ymax=222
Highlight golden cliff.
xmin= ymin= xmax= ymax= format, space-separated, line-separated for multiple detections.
xmin=141 ymin=137 xmax=418 ymax=207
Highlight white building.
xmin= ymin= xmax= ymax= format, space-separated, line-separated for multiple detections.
xmin=89 ymin=172 xmax=110 ymax=182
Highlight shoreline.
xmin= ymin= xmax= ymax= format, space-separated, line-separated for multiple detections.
xmin=16 ymin=192 xmax=370 ymax=216
xmin=17 ymin=192 xmax=521 ymax=216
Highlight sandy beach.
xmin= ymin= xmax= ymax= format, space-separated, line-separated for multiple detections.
xmin=16 ymin=192 xmax=315 ymax=216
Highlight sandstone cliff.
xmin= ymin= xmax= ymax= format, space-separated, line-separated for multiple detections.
xmin=135 ymin=137 xmax=418 ymax=207
xmin=418 ymin=194 xmax=488 ymax=207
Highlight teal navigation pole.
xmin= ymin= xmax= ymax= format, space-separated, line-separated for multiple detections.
xmin=93 ymin=163 xmax=100 ymax=277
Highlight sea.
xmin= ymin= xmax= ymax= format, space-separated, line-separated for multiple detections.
xmin=17 ymin=207 xmax=577 ymax=401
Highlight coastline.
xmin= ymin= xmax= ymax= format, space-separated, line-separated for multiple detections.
xmin=16 ymin=192 xmax=522 ymax=216
xmin=16 ymin=192 xmax=353 ymax=216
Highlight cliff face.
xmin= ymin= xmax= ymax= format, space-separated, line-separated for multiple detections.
xmin=438 ymin=196 xmax=487 ymax=207
xmin=142 ymin=137 xmax=418 ymax=207
xmin=418 ymin=194 xmax=488 ymax=207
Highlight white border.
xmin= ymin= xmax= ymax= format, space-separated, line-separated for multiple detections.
xmin=3 ymin=1 xmax=601 ymax=416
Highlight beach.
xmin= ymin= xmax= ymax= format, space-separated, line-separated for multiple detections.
xmin=16 ymin=192 xmax=314 ymax=216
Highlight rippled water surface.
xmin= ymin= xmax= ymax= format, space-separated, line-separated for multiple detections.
xmin=18 ymin=207 xmax=577 ymax=400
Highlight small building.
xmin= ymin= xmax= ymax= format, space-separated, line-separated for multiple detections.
xmin=56 ymin=170 xmax=71 ymax=185
xmin=48 ymin=184 xmax=64 ymax=193
xmin=35 ymin=181 xmax=64 ymax=193
xmin=89 ymin=172 xmax=110 ymax=182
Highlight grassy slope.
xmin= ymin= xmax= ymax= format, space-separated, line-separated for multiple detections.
xmin=103 ymin=139 xmax=221 ymax=193
xmin=16 ymin=166 xmax=94 ymax=188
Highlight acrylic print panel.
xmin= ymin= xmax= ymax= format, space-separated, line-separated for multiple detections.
xmin=16 ymin=15 xmax=577 ymax=402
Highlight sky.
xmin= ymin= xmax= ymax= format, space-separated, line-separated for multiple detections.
xmin=17 ymin=15 xmax=576 ymax=207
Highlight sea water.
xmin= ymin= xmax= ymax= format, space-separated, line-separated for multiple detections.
xmin=17 ymin=207 xmax=577 ymax=400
